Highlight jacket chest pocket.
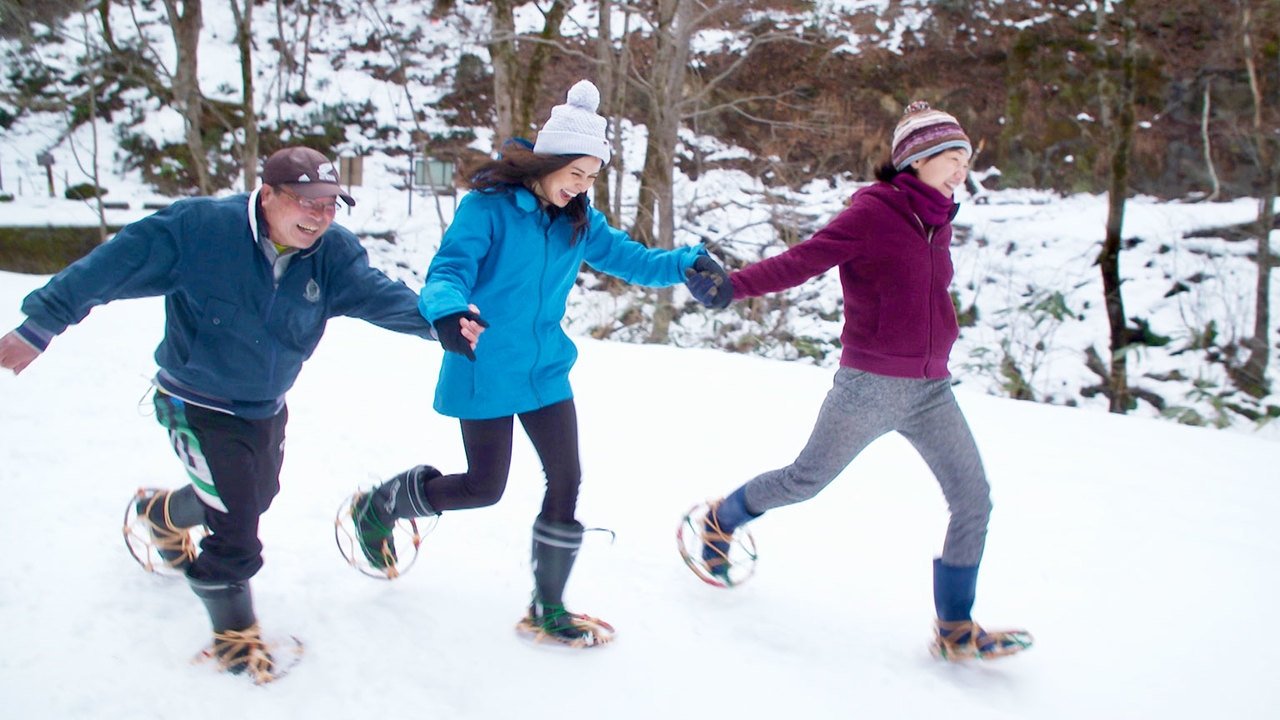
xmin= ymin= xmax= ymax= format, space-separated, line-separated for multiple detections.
xmin=276 ymin=282 xmax=326 ymax=352
xmin=203 ymin=297 xmax=239 ymax=330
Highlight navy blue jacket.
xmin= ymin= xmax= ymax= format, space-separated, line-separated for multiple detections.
xmin=17 ymin=191 xmax=434 ymax=417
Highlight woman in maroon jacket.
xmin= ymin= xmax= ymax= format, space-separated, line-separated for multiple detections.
xmin=685 ymin=102 xmax=1031 ymax=661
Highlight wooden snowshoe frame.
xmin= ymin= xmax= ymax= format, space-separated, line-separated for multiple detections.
xmin=676 ymin=500 xmax=758 ymax=588
xmin=333 ymin=492 xmax=436 ymax=580
xmin=122 ymin=487 xmax=206 ymax=576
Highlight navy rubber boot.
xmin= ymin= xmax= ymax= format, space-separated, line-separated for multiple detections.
xmin=933 ymin=558 xmax=978 ymax=622
xmin=931 ymin=558 xmax=1031 ymax=659
xmin=701 ymin=486 xmax=756 ymax=579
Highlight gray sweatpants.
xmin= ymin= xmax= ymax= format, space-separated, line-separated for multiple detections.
xmin=741 ymin=367 xmax=992 ymax=567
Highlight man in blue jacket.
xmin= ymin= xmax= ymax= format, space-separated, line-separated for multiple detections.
xmin=0 ymin=147 xmax=484 ymax=683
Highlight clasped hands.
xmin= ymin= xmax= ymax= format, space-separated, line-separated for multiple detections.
xmin=433 ymin=304 xmax=488 ymax=361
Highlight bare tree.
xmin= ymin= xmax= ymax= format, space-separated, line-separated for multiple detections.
xmin=1233 ymin=0 xmax=1277 ymax=398
xmin=591 ymin=0 xmax=627 ymax=226
xmin=69 ymin=8 xmax=108 ymax=243
xmin=620 ymin=1 xmax=806 ymax=341
xmin=230 ymin=0 xmax=258 ymax=191
xmin=1199 ymin=79 xmax=1221 ymax=202
xmin=1095 ymin=0 xmax=1139 ymax=413
xmin=488 ymin=0 xmax=568 ymax=142
xmin=159 ymin=0 xmax=211 ymax=195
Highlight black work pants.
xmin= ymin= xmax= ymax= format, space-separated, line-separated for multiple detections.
xmin=153 ymin=392 xmax=286 ymax=583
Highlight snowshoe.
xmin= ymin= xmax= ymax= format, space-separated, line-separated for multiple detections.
xmin=193 ymin=623 xmax=304 ymax=684
xmin=123 ymin=487 xmax=205 ymax=576
xmin=930 ymin=619 xmax=1034 ymax=661
xmin=333 ymin=490 xmax=435 ymax=580
xmin=515 ymin=603 xmax=615 ymax=649
xmin=676 ymin=500 xmax=758 ymax=588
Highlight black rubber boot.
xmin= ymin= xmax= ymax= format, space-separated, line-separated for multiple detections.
xmin=528 ymin=517 xmax=588 ymax=642
xmin=189 ymin=578 xmax=273 ymax=677
xmin=353 ymin=465 xmax=441 ymax=569
xmin=136 ymin=485 xmax=205 ymax=571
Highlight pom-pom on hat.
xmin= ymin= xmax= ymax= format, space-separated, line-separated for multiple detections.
xmin=533 ymin=80 xmax=611 ymax=164
xmin=891 ymin=101 xmax=972 ymax=171
xmin=262 ymin=146 xmax=355 ymax=206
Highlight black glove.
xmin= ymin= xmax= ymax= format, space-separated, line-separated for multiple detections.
xmin=684 ymin=255 xmax=732 ymax=310
xmin=433 ymin=310 xmax=489 ymax=361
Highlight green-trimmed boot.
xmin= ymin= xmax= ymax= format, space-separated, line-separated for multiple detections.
xmin=517 ymin=517 xmax=614 ymax=648
xmin=353 ymin=465 xmax=441 ymax=572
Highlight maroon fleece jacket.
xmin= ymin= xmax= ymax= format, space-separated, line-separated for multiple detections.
xmin=730 ymin=174 xmax=961 ymax=379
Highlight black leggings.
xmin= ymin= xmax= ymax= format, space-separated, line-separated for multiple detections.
xmin=424 ymin=399 xmax=581 ymax=523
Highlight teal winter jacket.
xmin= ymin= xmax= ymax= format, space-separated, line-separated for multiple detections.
xmin=419 ymin=186 xmax=704 ymax=419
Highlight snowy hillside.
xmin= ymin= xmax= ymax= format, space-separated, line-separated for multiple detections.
xmin=2 ymin=1 xmax=1277 ymax=434
xmin=1 ymin=271 xmax=1277 ymax=719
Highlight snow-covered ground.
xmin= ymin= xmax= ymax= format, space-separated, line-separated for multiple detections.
xmin=1 ymin=270 xmax=1277 ymax=719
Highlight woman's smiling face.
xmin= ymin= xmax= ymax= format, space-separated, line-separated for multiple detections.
xmin=912 ymin=148 xmax=971 ymax=198
xmin=535 ymin=156 xmax=603 ymax=207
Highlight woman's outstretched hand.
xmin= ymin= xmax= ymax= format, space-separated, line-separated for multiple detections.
xmin=684 ymin=255 xmax=732 ymax=309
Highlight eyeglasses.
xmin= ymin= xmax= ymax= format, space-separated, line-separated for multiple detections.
xmin=275 ymin=186 xmax=339 ymax=214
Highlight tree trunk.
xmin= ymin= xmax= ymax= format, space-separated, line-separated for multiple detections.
xmin=298 ymin=0 xmax=317 ymax=101
xmin=231 ymin=0 xmax=258 ymax=191
xmin=1200 ymin=79 xmax=1221 ymax=202
xmin=489 ymin=0 xmax=518 ymax=143
xmin=1237 ymin=1 xmax=1275 ymax=397
xmin=488 ymin=0 xmax=566 ymax=144
xmin=516 ymin=1 xmax=568 ymax=138
xmin=161 ymin=0 xmax=210 ymax=195
xmin=593 ymin=0 xmax=618 ymax=226
xmin=1097 ymin=0 xmax=1137 ymax=413
xmin=636 ymin=0 xmax=694 ymax=343
xmin=81 ymin=9 xmax=107 ymax=243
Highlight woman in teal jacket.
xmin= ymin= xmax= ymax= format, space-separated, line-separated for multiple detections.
xmin=350 ymin=81 xmax=728 ymax=647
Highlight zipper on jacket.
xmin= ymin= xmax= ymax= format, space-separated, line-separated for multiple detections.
xmin=529 ymin=217 xmax=551 ymax=408
xmin=912 ymin=212 xmax=936 ymax=378
xmin=258 ymin=250 xmax=285 ymax=389
xmin=925 ymin=225 xmax=936 ymax=378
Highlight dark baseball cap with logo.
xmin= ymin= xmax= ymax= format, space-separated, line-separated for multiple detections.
xmin=262 ymin=147 xmax=355 ymax=206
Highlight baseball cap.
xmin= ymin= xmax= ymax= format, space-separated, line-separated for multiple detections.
xmin=262 ymin=147 xmax=355 ymax=206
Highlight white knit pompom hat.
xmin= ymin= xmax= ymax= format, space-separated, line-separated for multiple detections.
xmin=532 ymin=80 xmax=611 ymax=164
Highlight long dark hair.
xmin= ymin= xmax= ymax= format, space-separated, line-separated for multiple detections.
xmin=466 ymin=145 xmax=592 ymax=243
xmin=874 ymin=161 xmax=918 ymax=183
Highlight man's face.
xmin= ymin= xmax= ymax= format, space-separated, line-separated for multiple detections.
xmin=260 ymin=185 xmax=338 ymax=249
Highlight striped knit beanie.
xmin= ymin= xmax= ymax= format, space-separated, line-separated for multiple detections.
xmin=891 ymin=101 xmax=972 ymax=170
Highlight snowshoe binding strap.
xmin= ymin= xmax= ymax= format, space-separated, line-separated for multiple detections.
xmin=123 ymin=487 xmax=203 ymax=575
xmin=931 ymin=619 xmax=1034 ymax=661
xmin=208 ymin=624 xmax=278 ymax=684
xmin=516 ymin=603 xmax=615 ymax=649
xmin=143 ymin=492 xmax=197 ymax=564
